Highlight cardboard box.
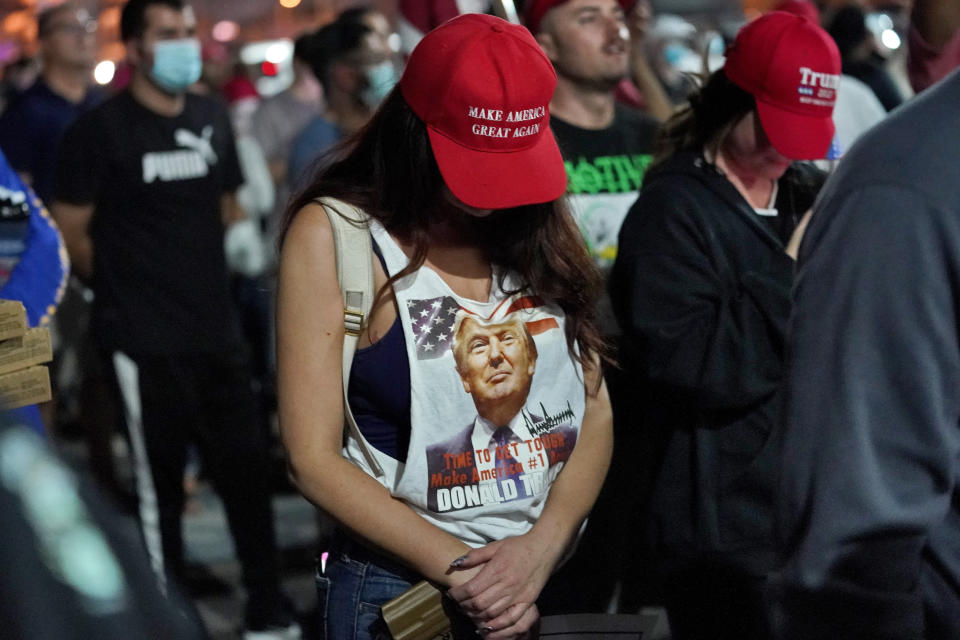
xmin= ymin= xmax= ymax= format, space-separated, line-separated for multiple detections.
xmin=0 ymin=328 xmax=52 ymax=376
xmin=381 ymin=581 xmax=453 ymax=640
xmin=0 ymin=366 xmax=51 ymax=409
xmin=0 ymin=299 xmax=26 ymax=342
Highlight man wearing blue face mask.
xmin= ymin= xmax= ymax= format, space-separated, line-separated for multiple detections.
xmin=287 ymin=16 xmax=398 ymax=186
xmin=50 ymin=1 xmax=301 ymax=638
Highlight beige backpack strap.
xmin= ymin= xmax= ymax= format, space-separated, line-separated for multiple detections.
xmin=316 ymin=197 xmax=385 ymax=477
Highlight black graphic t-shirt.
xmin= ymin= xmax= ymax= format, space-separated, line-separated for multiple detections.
xmin=551 ymin=105 xmax=659 ymax=336
xmin=550 ymin=105 xmax=659 ymax=273
xmin=55 ymin=91 xmax=244 ymax=355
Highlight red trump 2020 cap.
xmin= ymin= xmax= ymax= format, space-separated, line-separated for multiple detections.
xmin=724 ymin=11 xmax=841 ymax=160
xmin=399 ymin=13 xmax=567 ymax=210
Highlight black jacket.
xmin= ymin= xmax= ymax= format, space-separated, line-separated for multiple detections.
xmin=609 ymin=151 xmax=824 ymax=573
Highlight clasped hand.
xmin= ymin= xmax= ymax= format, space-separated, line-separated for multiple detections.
xmin=446 ymin=534 xmax=557 ymax=639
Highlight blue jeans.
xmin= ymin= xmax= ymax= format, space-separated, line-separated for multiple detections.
xmin=316 ymin=536 xmax=417 ymax=640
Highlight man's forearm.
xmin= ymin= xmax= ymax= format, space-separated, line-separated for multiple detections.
xmin=220 ymin=192 xmax=246 ymax=227
xmin=61 ymin=234 xmax=92 ymax=281
xmin=51 ymin=200 xmax=94 ymax=281
xmin=631 ymin=53 xmax=673 ymax=122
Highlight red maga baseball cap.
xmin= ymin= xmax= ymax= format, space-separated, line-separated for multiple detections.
xmin=724 ymin=11 xmax=841 ymax=160
xmin=525 ymin=0 xmax=634 ymax=34
xmin=399 ymin=14 xmax=566 ymax=210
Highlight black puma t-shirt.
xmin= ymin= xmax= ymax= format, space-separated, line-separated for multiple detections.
xmin=56 ymin=91 xmax=244 ymax=355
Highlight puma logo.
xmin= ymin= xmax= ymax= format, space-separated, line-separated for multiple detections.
xmin=141 ymin=126 xmax=218 ymax=184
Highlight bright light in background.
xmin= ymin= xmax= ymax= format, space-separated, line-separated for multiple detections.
xmin=3 ymin=10 xmax=34 ymax=37
xmin=279 ymin=0 xmax=301 ymax=8
xmin=866 ymin=13 xmax=900 ymax=50
xmin=93 ymin=60 xmax=115 ymax=85
xmin=387 ymin=32 xmax=401 ymax=53
xmin=240 ymin=39 xmax=293 ymax=65
xmin=239 ymin=40 xmax=295 ymax=96
xmin=265 ymin=42 xmax=289 ymax=64
xmin=212 ymin=20 xmax=239 ymax=43
xmin=881 ymin=29 xmax=901 ymax=50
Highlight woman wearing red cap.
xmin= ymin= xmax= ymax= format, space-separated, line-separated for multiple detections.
xmin=276 ymin=14 xmax=613 ymax=640
xmin=609 ymin=12 xmax=837 ymax=640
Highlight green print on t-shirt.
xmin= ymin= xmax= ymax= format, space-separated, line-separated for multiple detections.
xmin=565 ymin=154 xmax=653 ymax=194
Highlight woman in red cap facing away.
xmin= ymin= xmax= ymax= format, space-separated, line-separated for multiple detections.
xmin=276 ymin=13 xmax=613 ymax=640
xmin=609 ymin=12 xmax=837 ymax=640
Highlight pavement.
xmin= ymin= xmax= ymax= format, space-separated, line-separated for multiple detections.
xmin=56 ymin=434 xmax=326 ymax=639
xmin=182 ymin=483 xmax=324 ymax=639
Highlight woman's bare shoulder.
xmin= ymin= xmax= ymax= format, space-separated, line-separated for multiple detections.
xmin=283 ymin=201 xmax=335 ymax=249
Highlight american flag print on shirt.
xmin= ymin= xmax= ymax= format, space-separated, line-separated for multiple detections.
xmin=406 ymin=295 xmax=560 ymax=360
xmin=407 ymin=296 xmax=462 ymax=360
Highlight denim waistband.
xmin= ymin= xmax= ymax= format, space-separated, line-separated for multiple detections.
xmin=326 ymin=530 xmax=424 ymax=584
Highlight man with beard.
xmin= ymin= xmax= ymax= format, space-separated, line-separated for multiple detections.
xmin=526 ymin=0 xmax=659 ymax=288
xmin=526 ymin=0 xmax=660 ymax=613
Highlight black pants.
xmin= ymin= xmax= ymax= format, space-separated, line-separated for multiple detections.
xmin=659 ymin=558 xmax=772 ymax=640
xmin=111 ymin=349 xmax=281 ymax=608
xmin=539 ymin=365 xmax=654 ymax=615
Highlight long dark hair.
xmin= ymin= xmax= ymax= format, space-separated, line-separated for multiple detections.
xmin=281 ymin=88 xmax=608 ymax=371
xmin=653 ymin=69 xmax=756 ymax=167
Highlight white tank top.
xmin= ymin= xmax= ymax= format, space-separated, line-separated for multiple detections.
xmin=343 ymin=219 xmax=587 ymax=546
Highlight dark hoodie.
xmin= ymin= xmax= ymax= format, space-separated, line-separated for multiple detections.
xmin=609 ymin=151 xmax=824 ymax=573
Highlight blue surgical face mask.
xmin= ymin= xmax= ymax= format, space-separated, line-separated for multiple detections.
xmin=360 ymin=60 xmax=399 ymax=108
xmin=150 ymin=38 xmax=202 ymax=93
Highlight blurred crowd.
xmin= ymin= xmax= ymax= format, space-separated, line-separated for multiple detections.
xmin=0 ymin=0 xmax=958 ymax=639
